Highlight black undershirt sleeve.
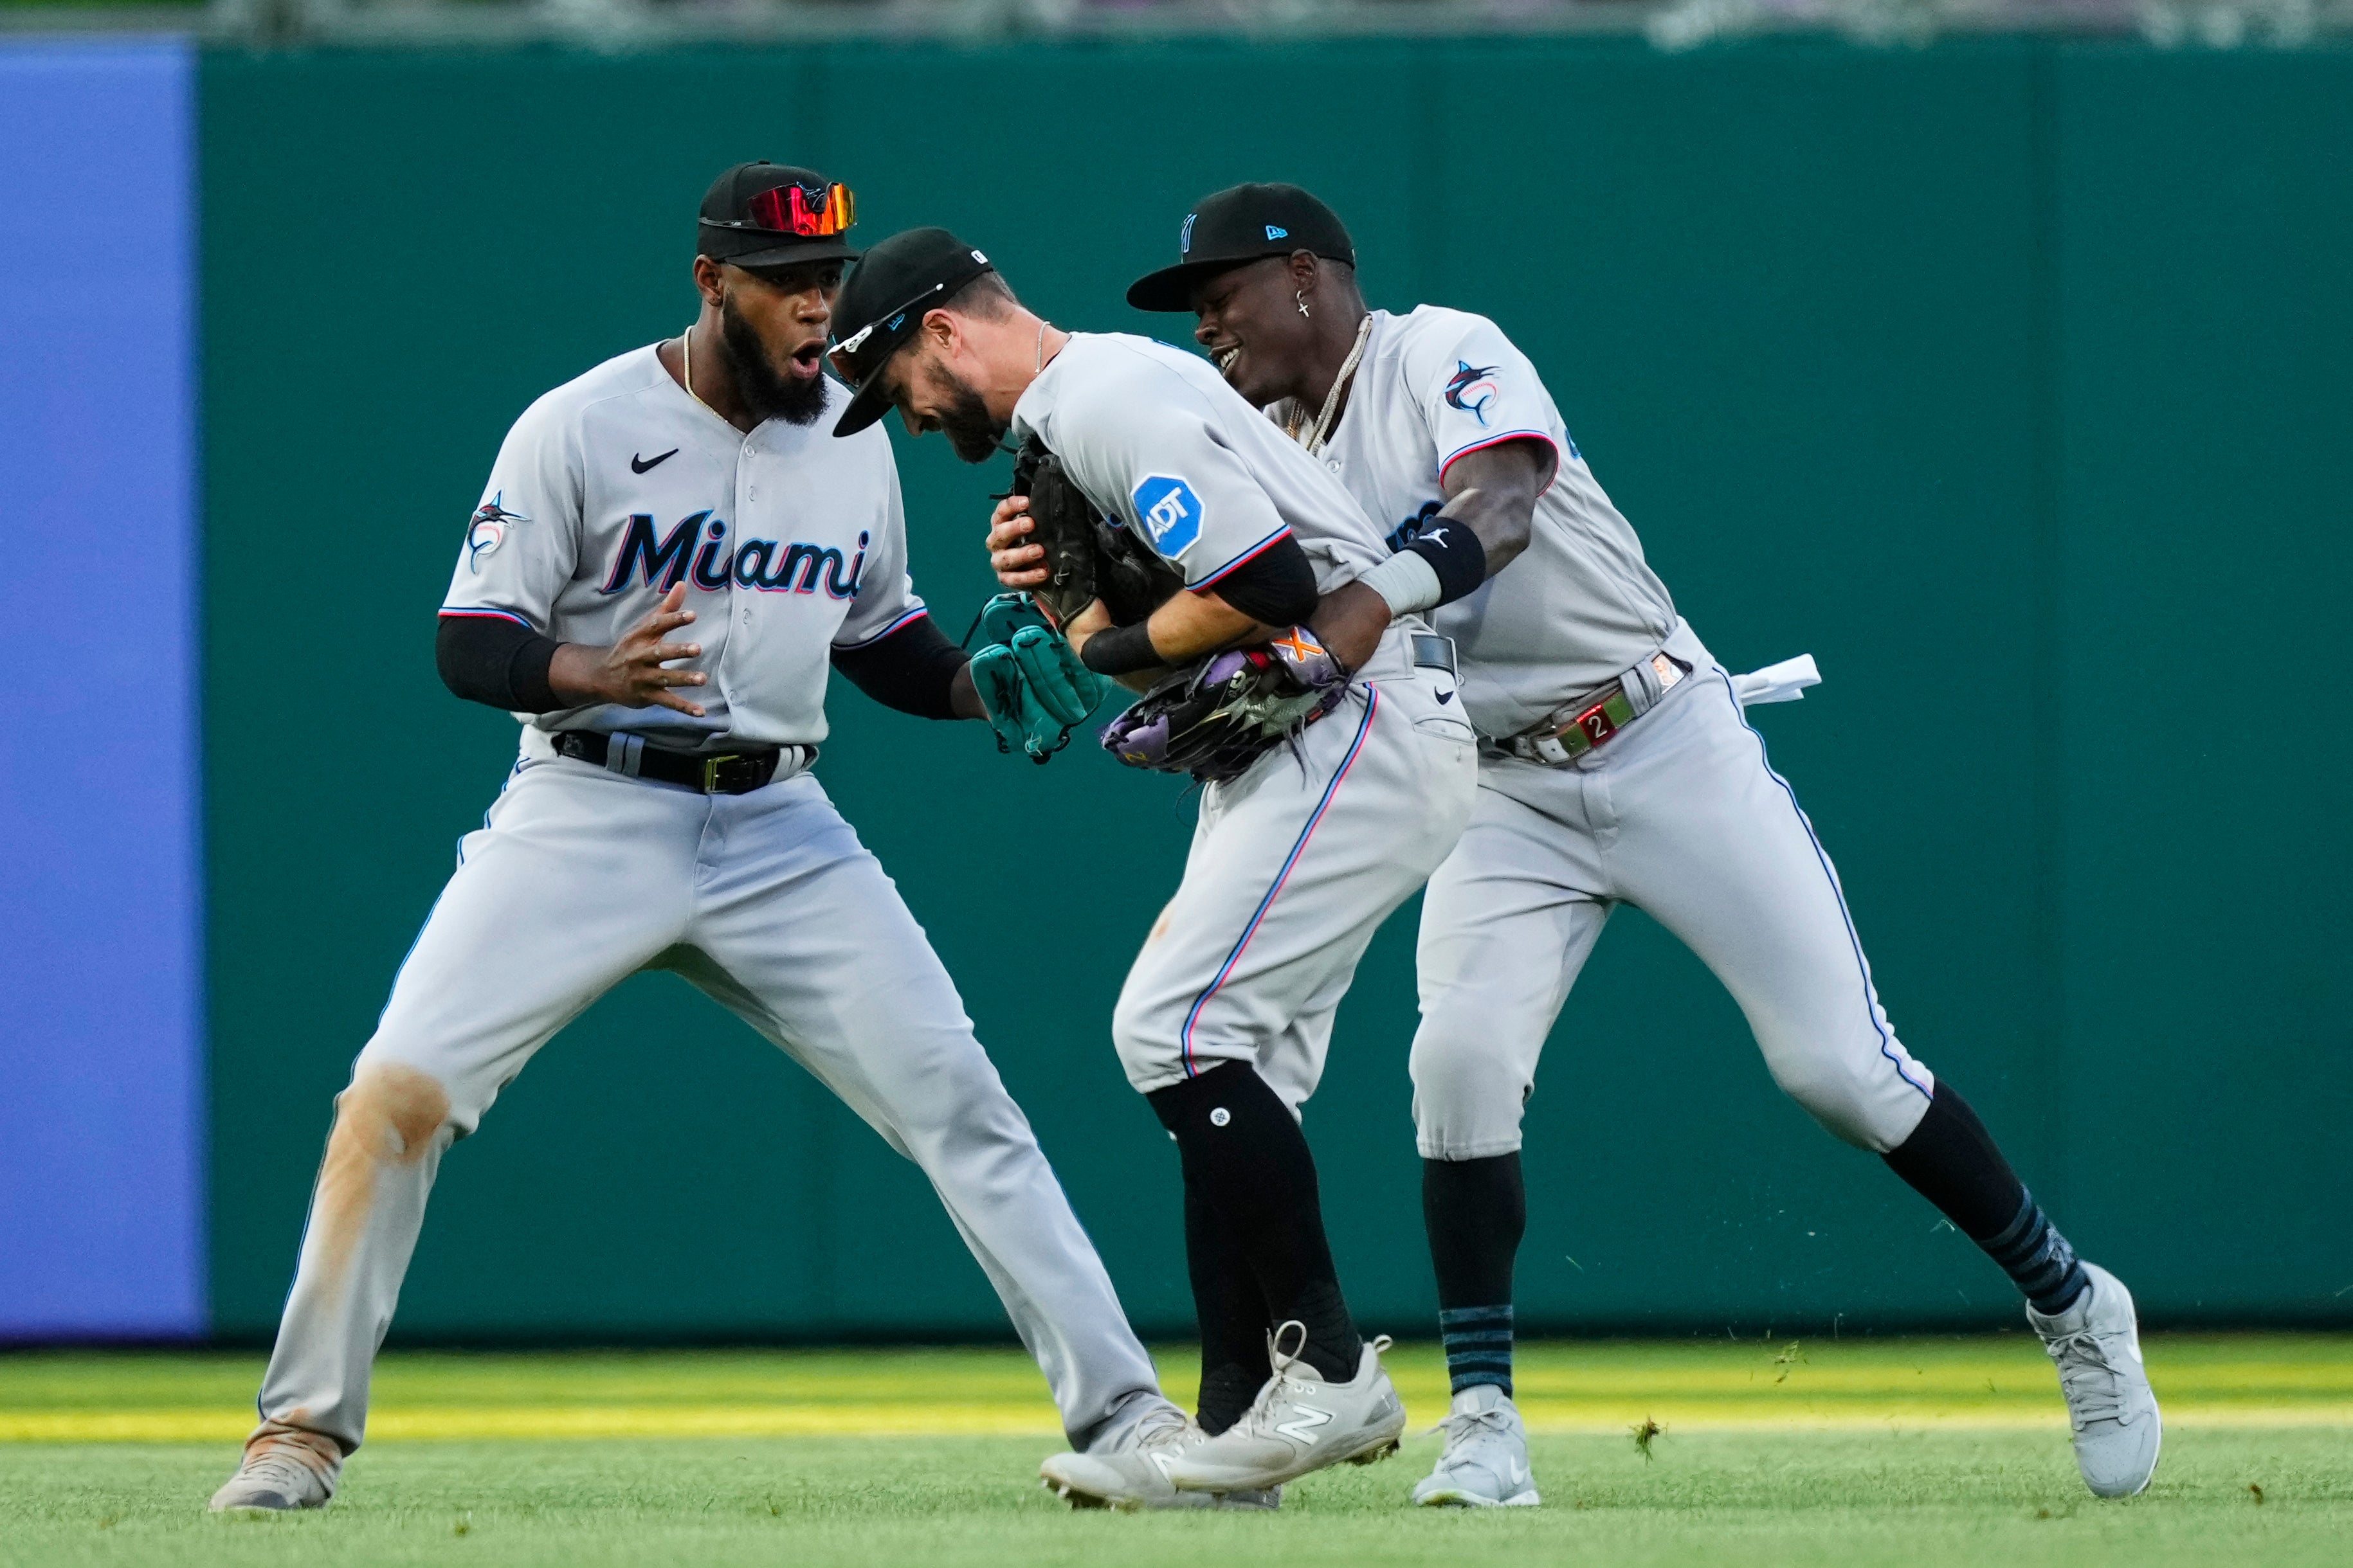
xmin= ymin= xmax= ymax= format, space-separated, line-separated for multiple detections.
xmin=1203 ymin=533 xmax=1319 ymax=627
xmin=830 ymin=612 xmax=969 ymax=721
xmin=437 ymin=613 xmax=564 ymax=713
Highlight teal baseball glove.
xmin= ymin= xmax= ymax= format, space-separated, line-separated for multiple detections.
xmin=967 ymin=593 xmax=1115 ymax=764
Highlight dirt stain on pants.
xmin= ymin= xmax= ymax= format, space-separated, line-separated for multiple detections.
xmin=311 ymin=1062 xmax=450 ymax=1309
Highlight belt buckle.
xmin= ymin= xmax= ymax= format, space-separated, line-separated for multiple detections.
xmin=1572 ymin=696 xmax=1620 ymax=750
xmin=1537 ymin=687 xmax=1637 ymax=764
xmin=701 ymin=753 xmax=742 ymax=793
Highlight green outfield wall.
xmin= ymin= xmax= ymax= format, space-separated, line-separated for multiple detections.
xmin=199 ymin=38 xmax=2353 ymax=1341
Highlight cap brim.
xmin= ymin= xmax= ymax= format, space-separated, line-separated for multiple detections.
xmin=712 ymin=237 xmax=863 ymax=271
xmin=1125 ymin=257 xmax=1255 ymax=313
xmin=830 ymin=365 xmax=896 ymax=438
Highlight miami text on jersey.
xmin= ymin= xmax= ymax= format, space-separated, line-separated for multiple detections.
xmin=600 ymin=512 xmax=868 ymax=599
xmin=1444 ymin=361 xmax=1501 ymax=426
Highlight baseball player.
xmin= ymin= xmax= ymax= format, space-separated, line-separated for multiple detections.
xmin=828 ymin=226 xmax=1479 ymax=1507
xmin=206 ymin=163 xmax=1191 ymax=1513
xmin=1098 ymin=184 xmax=2159 ymax=1507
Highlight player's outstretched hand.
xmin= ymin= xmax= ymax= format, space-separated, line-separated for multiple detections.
xmin=987 ymin=495 xmax=1049 ymax=589
xmin=547 ymin=582 xmax=709 ymax=717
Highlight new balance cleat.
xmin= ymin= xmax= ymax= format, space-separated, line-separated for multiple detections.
xmin=1040 ymin=1414 xmax=1203 ymax=1511
xmin=1040 ymin=1410 xmax=1284 ymax=1511
xmin=1163 ymin=1324 xmax=1407 ymax=1493
xmin=2028 ymin=1261 xmax=2162 ymax=1498
xmin=1412 ymin=1382 xmax=1540 ymax=1507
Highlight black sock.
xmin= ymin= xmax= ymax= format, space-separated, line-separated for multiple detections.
xmin=1148 ymin=1062 xmax=1363 ymax=1382
xmin=1422 ymin=1153 xmax=1525 ymax=1396
xmin=1185 ymin=1169 xmax=1270 ymax=1435
xmin=1883 ymin=1084 xmax=2089 ymax=1315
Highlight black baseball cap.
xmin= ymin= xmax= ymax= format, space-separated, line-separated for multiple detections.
xmin=828 ymin=226 xmax=997 ymax=437
xmin=1126 ymin=183 xmax=1355 ymax=312
xmin=697 ymin=161 xmax=861 ymax=269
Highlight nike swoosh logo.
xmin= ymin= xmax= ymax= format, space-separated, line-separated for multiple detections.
xmin=1437 ymin=690 xmax=1455 ymax=705
xmin=631 ymin=448 xmax=679 ymax=474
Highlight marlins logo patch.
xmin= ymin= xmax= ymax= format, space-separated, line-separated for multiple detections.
xmin=1131 ymin=474 xmax=1204 ymax=558
xmin=1444 ymin=360 xmax=1501 ymax=427
xmin=467 ymin=493 xmax=527 ymax=572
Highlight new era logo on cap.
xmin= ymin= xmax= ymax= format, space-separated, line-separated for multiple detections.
xmin=1266 ymin=225 xmax=1288 ymax=240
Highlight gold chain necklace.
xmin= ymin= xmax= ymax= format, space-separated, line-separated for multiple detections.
xmin=681 ymin=322 xmax=717 ymax=415
xmin=1296 ymin=312 xmax=1374 ymax=456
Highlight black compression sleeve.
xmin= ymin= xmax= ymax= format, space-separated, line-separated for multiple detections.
xmin=1079 ymin=619 xmax=1161 ymax=677
xmin=437 ymin=614 xmax=563 ymax=712
xmin=1204 ymin=534 xmax=1319 ymax=626
xmin=829 ymin=613 xmax=968 ymax=720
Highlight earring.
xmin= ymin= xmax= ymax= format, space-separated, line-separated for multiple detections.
xmin=1295 ymin=289 xmax=1311 ymax=318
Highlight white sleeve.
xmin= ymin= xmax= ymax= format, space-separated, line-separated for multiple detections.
xmin=442 ymin=393 xmax=582 ymax=632
xmin=1057 ymin=369 xmax=1292 ymax=592
xmin=1406 ymin=316 xmax=1567 ymax=487
xmin=830 ymin=453 xmax=930 ymax=648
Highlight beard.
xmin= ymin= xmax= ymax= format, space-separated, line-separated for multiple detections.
xmin=934 ymin=370 xmax=1008 ymax=464
xmin=719 ymin=296 xmax=830 ymax=428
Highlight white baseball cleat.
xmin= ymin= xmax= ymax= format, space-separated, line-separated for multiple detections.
xmin=1039 ymin=1409 xmax=1281 ymax=1511
xmin=1411 ymin=1383 xmax=1541 ymax=1508
xmin=1162 ymin=1324 xmax=1406 ymax=1494
xmin=208 ymin=1437 xmax=337 ymax=1512
xmin=2027 ymin=1261 xmax=2162 ymax=1498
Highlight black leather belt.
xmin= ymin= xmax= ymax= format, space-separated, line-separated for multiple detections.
xmin=551 ymin=731 xmax=808 ymax=795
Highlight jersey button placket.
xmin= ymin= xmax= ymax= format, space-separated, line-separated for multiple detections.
xmin=707 ymin=436 xmax=757 ymax=714
xmin=741 ymin=459 xmax=758 ymax=629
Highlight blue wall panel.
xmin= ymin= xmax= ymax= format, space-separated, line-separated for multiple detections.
xmin=0 ymin=39 xmax=204 ymax=1338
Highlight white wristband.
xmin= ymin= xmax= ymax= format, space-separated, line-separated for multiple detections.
xmin=1356 ymin=548 xmax=1444 ymax=617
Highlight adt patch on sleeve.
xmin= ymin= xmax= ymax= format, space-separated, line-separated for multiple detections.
xmin=1131 ymin=474 xmax=1204 ymax=559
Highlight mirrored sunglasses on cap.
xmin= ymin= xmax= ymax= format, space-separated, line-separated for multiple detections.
xmin=827 ymin=280 xmax=954 ymax=383
xmin=724 ymin=181 xmax=857 ymax=238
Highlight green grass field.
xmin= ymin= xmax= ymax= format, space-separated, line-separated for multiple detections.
xmin=3 ymin=1335 xmax=2348 ymax=1567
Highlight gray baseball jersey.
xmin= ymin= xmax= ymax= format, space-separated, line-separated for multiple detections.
xmin=1312 ymin=306 xmax=1678 ymax=739
xmin=1012 ymin=332 xmax=1390 ymax=599
xmin=241 ymin=346 xmax=1183 ymax=1469
xmin=1010 ymin=332 xmax=1479 ymax=1104
xmin=442 ymin=345 xmax=926 ymax=754
xmin=1304 ymin=306 xmax=1936 ymax=1163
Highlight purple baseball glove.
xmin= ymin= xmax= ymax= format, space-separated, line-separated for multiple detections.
xmin=1100 ymin=628 xmax=1350 ymax=784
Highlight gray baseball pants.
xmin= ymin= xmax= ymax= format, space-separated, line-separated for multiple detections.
xmin=1114 ymin=632 xmax=1481 ymax=1109
xmin=1411 ymin=642 xmax=1937 ymax=1160
xmin=246 ymin=752 xmax=1176 ymax=1462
